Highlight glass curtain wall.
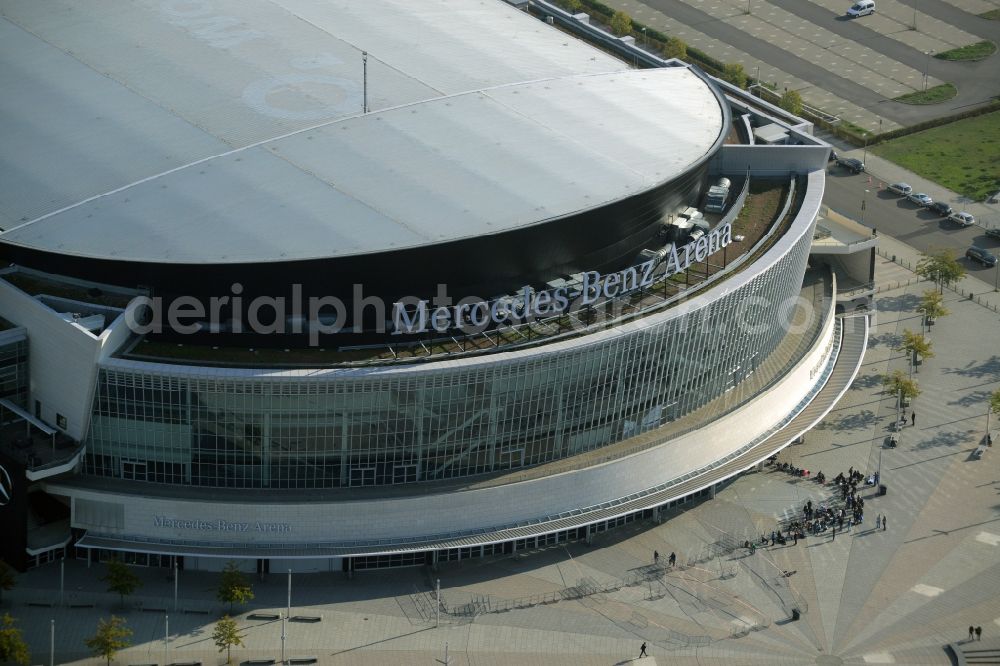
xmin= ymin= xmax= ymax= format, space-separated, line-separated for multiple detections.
xmin=85 ymin=228 xmax=813 ymax=489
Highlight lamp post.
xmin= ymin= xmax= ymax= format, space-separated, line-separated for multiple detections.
xmin=287 ymin=569 xmax=292 ymax=620
xmin=50 ymin=619 xmax=54 ymax=666
xmin=912 ymin=0 xmax=917 ymax=30
xmin=173 ymin=558 xmax=178 ymax=612
xmin=923 ymin=51 xmax=930 ymax=91
xmin=642 ymin=26 xmax=647 ymax=48
xmin=362 ymin=51 xmax=368 ymax=114
xmin=861 ymin=189 xmax=869 ymax=226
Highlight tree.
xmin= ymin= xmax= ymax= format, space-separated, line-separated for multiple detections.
xmin=101 ymin=558 xmax=142 ymax=609
xmin=216 ymin=562 xmax=254 ymax=613
xmin=663 ymin=36 xmax=687 ymax=60
xmin=563 ymin=0 xmax=583 ymax=12
xmin=916 ymin=249 xmax=966 ymax=294
xmin=988 ymin=388 xmax=1000 ymax=436
xmin=882 ymin=370 xmax=920 ymax=403
xmin=895 ymin=329 xmax=934 ymax=375
xmin=0 ymin=614 xmax=30 ymax=666
xmin=85 ymin=616 xmax=132 ymax=666
xmin=212 ymin=615 xmax=245 ymax=664
xmin=917 ymin=289 xmax=949 ymax=325
xmin=780 ymin=89 xmax=803 ymax=116
xmin=0 ymin=560 xmax=15 ymax=606
xmin=721 ymin=63 xmax=748 ymax=89
xmin=609 ymin=11 xmax=632 ymax=37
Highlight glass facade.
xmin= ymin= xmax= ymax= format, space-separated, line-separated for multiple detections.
xmin=0 ymin=337 xmax=28 ymax=408
xmin=84 ymin=226 xmax=813 ymax=490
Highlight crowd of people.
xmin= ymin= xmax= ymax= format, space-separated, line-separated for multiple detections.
xmin=752 ymin=462 xmax=889 ymax=549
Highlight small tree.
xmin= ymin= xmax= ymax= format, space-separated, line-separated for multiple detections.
xmin=895 ymin=330 xmax=934 ymax=375
xmin=916 ymin=249 xmax=966 ymax=294
xmin=663 ymin=36 xmax=687 ymax=60
xmin=988 ymin=388 xmax=1000 ymax=435
xmin=216 ymin=562 xmax=254 ymax=613
xmin=563 ymin=0 xmax=583 ymax=11
xmin=609 ymin=10 xmax=632 ymax=37
xmin=101 ymin=558 xmax=142 ymax=609
xmin=917 ymin=289 xmax=948 ymax=325
xmin=882 ymin=370 xmax=920 ymax=403
xmin=0 ymin=614 xmax=30 ymax=666
xmin=85 ymin=616 xmax=132 ymax=666
xmin=212 ymin=615 xmax=245 ymax=664
xmin=780 ymin=89 xmax=803 ymax=116
xmin=721 ymin=63 xmax=748 ymax=89
xmin=0 ymin=560 xmax=15 ymax=606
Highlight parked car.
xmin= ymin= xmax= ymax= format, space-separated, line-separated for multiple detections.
xmin=847 ymin=0 xmax=876 ymax=16
xmin=986 ymin=228 xmax=1000 ymax=240
xmin=987 ymin=191 xmax=1000 ymax=204
xmin=966 ymin=246 xmax=998 ymax=267
xmin=836 ymin=157 xmax=865 ymax=173
xmin=948 ymin=211 xmax=976 ymax=227
xmin=929 ymin=201 xmax=953 ymax=216
xmin=888 ymin=183 xmax=912 ymax=196
xmin=907 ymin=192 xmax=933 ymax=207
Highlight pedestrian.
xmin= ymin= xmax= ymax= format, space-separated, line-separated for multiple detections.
xmin=832 ymin=525 xmax=836 ymax=540
xmin=640 ymin=642 xmax=648 ymax=657
xmin=669 ymin=551 xmax=676 ymax=567
xmin=970 ymin=626 xmax=975 ymax=640
xmin=911 ymin=411 xmax=916 ymax=426
xmin=976 ymin=626 xmax=982 ymax=641
xmin=882 ymin=515 xmax=887 ymax=531
xmin=654 ymin=550 xmax=659 ymax=564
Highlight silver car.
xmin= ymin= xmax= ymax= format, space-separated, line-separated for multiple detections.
xmin=907 ymin=192 xmax=933 ymax=207
xmin=948 ymin=211 xmax=975 ymax=227
xmin=888 ymin=182 xmax=912 ymax=196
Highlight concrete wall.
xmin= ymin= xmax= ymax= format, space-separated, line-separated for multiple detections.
xmin=0 ymin=280 xmax=100 ymax=440
xmin=0 ymin=279 xmax=143 ymax=440
xmin=714 ymin=145 xmax=830 ymax=177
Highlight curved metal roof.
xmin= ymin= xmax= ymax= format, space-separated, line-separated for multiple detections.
xmin=0 ymin=0 xmax=725 ymax=264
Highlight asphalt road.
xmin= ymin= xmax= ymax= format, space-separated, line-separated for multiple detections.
xmin=823 ymin=165 xmax=1000 ymax=288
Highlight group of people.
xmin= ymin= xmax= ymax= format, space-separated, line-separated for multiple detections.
xmin=969 ymin=625 xmax=984 ymax=641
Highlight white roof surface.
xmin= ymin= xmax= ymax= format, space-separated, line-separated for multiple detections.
xmin=0 ymin=0 xmax=725 ymax=264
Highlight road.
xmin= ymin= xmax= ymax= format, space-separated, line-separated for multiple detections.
xmin=823 ymin=166 xmax=1000 ymax=288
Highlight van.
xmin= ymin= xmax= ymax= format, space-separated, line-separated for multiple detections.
xmin=847 ymin=0 xmax=875 ymax=17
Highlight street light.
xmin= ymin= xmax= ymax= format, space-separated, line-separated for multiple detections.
xmin=642 ymin=26 xmax=647 ymax=48
xmin=923 ymin=51 xmax=930 ymax=91
xmin=861 ymin=189 xmax=870 ymax=226
xmin=912 ymin=0 xmax=917 ymax=30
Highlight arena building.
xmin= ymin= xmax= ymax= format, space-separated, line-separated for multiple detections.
xmin=0 ymin=0 xmax=875 ymax=573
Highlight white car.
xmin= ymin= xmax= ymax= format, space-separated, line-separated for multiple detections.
xmin=887 ymin=183 xmax=912 ymax=196
xmin=948 ymin=211 xmax=975 ymax=227
xmin=847 ymin=0 xmax=876 ymax=16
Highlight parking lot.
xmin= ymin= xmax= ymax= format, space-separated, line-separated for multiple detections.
xmin=599 ymin=0 xmax=1000 ymax=131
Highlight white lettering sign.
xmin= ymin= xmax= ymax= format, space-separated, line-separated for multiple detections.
xmin=392 ymin=222 xmax=734 ymax=335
